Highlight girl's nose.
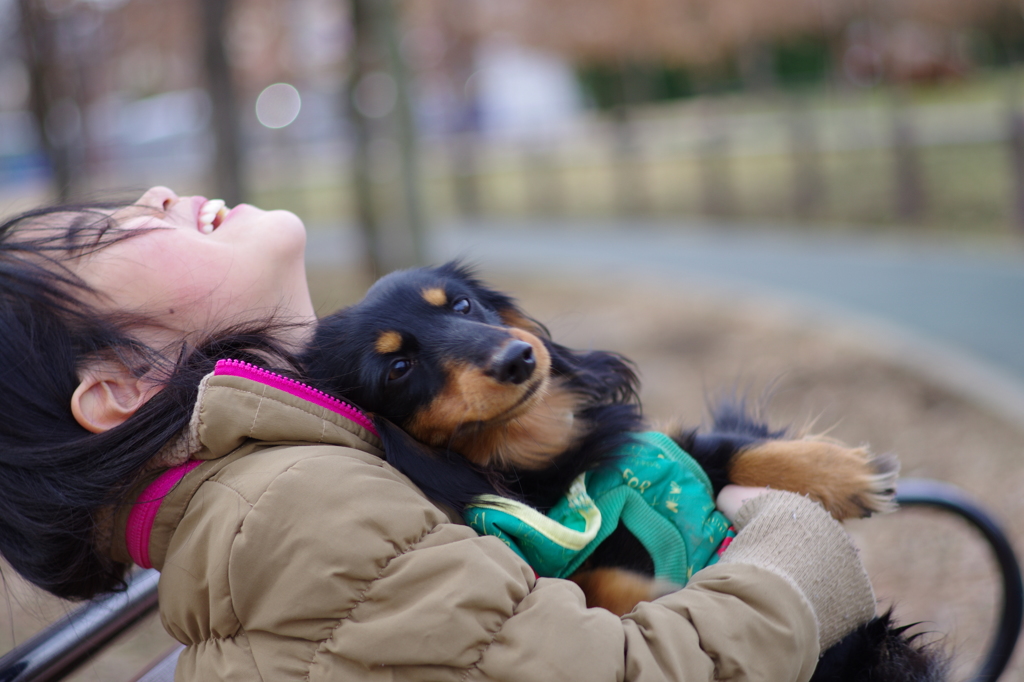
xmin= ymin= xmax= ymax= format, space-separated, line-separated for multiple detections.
xmin=137 ymin=186 xmax=180 ymax=211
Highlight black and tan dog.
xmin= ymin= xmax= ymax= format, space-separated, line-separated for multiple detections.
xmin=300 ymin=261 xmax=943 ymax=682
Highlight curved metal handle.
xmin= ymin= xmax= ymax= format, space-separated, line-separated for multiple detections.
xmin=896 ymin=478 xmax=1024 ymax=682
xmin=0 ymin=569 xmax=160 ymax=682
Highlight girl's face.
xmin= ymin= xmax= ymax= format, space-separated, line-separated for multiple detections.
xmin=72 ymin=186 xmax=315 ymax=348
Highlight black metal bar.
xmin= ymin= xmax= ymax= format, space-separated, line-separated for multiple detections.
xmin=0 ymin=569 xmax=160 ymax=682
xmin=896 ymin=478 xmax=1024 ymax=682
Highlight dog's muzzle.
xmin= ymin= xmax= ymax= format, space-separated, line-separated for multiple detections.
xmin=487 ymin=340 xmax=536 ymax=385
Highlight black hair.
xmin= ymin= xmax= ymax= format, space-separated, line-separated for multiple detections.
xmin=0 ymin=203 xmax=299 ymax=600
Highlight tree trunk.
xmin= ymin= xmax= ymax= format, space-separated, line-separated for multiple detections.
xmin=441 ymin=1 xmax=482 ymax=219
xmin=347 ymin=0 xmax=385 ymax=279
xmin=18 ymin=0 xmax=80 ymax=201
xmin=346 ymin=0 xmax=426 ymax=276
xmin=451 ymin=133 xmax=482 ymax=219
xmin=381 ymin=0 xmax=426 ymax=266
xmin=1010 ymin=106 xmax=1024 ymax=234
xmin=787 ymin=96 xmax=824 ymax=219
xmin=611 ymin=60 xmax=651 ymax=216
xmin=524 ymin=142 xmax=562 ymax=217
xmin=697 ymin=101 xmax=735 ymax=217
xmin=201 ymin=0 xmax=245 ymax=206
xmin=890 ymin=89 xmax=925 ymax=223
xmin=737 ymin=42 xmax=776 ymax=94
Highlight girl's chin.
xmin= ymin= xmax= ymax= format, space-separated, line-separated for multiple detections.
xmin=265 ymin=207 xmax=305 ymax=228
xmin=236 ymin=210 xmax=307 ymax=261
xmin=265 ymin=209 xmax=307 ymax=243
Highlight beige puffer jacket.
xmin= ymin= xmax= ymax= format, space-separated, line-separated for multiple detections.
xmin=107 ymin=363 xmax=874 ymax=682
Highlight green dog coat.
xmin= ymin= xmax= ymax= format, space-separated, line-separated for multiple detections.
xmin=464 ymin=431 xmax=735 ymax=584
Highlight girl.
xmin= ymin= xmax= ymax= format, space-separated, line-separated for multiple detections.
xmin=0 ymin=186 xmax=876 ymax=681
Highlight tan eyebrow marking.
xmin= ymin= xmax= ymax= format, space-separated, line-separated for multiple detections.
xmin=375 ymin=331 xmax=402 ymax=354
xmin=422 ymin=287 xmax=447 ymax=306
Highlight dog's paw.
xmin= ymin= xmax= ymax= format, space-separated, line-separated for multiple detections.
xmin=570 ymin=568 xmax=680 ymax=615
xmin=806 ymin=443 xmax=900 ymax=519
xmin=846 ymin=449 xmax=899 ymax=517
xmin=729 ymin=439 xmax=899 ymax=521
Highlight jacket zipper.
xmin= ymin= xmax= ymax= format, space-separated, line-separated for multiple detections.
xmin=214 ymin=358 xmax=378 ymax=436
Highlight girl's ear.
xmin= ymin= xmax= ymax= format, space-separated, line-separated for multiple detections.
xmin=71 ymin=362 xmax=154 ymax=433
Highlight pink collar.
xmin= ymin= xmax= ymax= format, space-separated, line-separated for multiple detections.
xmin=125 ymin=460 xmax=203 ymax=568
xmin=124 ymin=359 xmax=377 ymax=568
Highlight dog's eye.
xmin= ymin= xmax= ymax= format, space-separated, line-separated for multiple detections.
xmin=388 ymin=358 xmax=413 ymax=382
xmin=452 ymin=297 xmax=471 ymax=314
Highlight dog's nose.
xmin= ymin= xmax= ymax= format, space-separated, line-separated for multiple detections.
xmin=489 ymin=340 xmax=536 ymax=384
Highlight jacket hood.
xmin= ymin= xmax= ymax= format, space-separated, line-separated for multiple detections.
xmin=191 ymin=359 xmax=380 ymax=460
xmin=109 ymin=360 xmax=384 ymax=568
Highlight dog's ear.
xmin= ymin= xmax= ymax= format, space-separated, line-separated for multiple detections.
xmin=373 ymin=417 xmax=496 ymax=512
xmin=300 ymin=308 xmax=352 ymax=379
xmin=437 ymin=261 xmax=551 ymax=339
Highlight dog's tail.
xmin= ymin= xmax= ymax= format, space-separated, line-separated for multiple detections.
xmin=812 ymin=610 xmax=949 ymax=682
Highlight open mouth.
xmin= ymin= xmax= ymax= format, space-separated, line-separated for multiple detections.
xmin=198 ymin=199 xmax=229 ymax=234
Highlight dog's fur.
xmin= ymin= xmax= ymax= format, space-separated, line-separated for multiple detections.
xmin=300 ymin=262 xmax=946 ymax=682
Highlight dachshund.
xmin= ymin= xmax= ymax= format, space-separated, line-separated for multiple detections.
xmin=299 ymin=261 xmax=944 ymax=682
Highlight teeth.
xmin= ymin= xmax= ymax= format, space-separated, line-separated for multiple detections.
xmin=199 ymin=199 xmax=226 ymax=234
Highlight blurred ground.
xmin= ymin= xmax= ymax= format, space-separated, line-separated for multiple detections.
xmin=2 ymin=266 xmax=1023 ymax=681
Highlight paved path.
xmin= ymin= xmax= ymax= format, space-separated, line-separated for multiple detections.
xmin=308 ymin=218 xmax=1024 ymax=425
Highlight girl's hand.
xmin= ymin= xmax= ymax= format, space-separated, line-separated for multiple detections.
xmin=716 ymin=485 xmax=772 ymax=522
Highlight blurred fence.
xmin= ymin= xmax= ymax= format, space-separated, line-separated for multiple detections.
xmin=4 ymin=77 xmax=1024 ymax=241
xmin=408 ymin=86 xmax=1023 ymax=236
xmin=232 ymin=78 xmax=1024 ymax=239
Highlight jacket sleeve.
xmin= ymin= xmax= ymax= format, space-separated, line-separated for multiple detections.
xmin=185 ymin=449 xmax=823 ymax=682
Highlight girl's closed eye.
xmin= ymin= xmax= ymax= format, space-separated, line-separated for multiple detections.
xmin=66 ymin=185 xmax=317 ymax=350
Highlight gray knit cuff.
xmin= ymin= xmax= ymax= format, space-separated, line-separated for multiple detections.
xmin=720 ymin=490 xmax=876 ymax=649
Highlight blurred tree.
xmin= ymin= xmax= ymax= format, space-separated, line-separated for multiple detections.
xmin=696 ymin=100 xmax=735 ymax=217
xmin=786 ymin=97 xmax=824 ymax=218
xmin=416 ymin=0 xmax=1024 ymax=91
xmin=436 ymin=0 xmax=483 ymax=218
xmin=347 ymin=0 xmax=426 ymax=277
xmin=201 ymin=0 xmax=246 ymax=206
xmin=773 ymin=37 xmax=830 ymax=87
xmin=347 ymin=0 xmax=384 ymax=276
xmin=384 ymin=0 xmax=427 ymax=269
xmin=18 ymin=0 xmax=83 ymax=201
xmin=890 ymin=88 xmax=925 ymax=223
xmin=1009 ymin=95 xmax=1024 ymax=233
xmin=985 ymin=1 xmax=1024 ymax=233
xmin=463 ymin=0 xmax=850 ymax=67
xmin=610 ymin=61 xmax=651 ymax=216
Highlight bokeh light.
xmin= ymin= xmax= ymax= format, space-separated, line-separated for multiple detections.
xmin=255 ymin=82 xmax=302 ymax=129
